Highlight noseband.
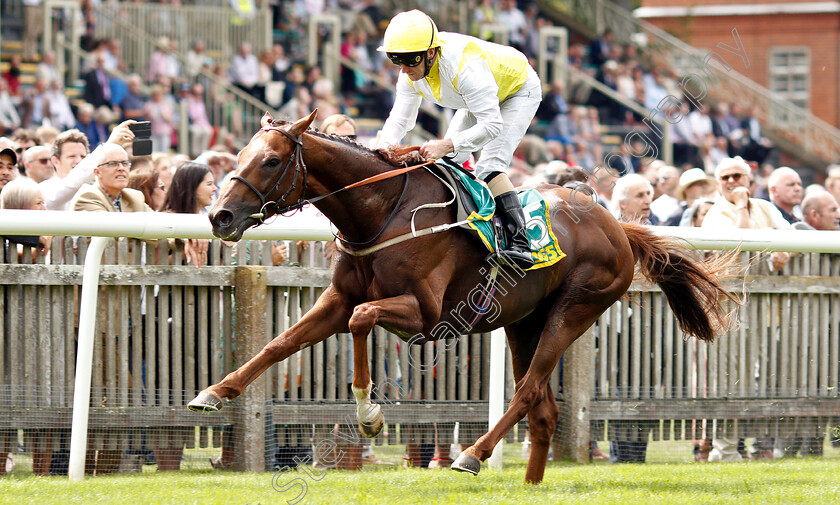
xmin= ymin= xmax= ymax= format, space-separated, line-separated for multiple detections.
xmin=230 ymin=125 xmax=307 ymax=222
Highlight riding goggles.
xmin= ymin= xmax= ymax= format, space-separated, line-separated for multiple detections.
xmin=387 ymin=51 xmax=425 ymax=67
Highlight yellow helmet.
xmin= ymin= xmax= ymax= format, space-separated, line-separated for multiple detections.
xmin=377 ymin=10 xmax=441 ymax=53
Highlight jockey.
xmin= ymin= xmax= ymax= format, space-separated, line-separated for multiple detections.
xmin=376 ymin=9 xmax=542 ymax=270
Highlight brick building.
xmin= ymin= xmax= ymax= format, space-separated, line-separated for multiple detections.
xmin=635 ymin=0 xmax=840 ymax=128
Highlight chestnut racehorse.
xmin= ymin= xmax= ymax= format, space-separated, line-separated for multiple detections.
xmin=188 ymin=111 xmax=735 ymax=483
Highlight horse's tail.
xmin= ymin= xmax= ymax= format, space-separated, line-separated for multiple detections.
xmin=621 ymin=222 xmax=739 ymax=342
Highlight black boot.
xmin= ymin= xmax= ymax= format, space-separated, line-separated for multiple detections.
xmin=493 ymin=191 xmax=534 ymax=270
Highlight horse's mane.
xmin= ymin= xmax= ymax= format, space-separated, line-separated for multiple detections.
xmin=268 ymin=118 xmax=403 ymax=168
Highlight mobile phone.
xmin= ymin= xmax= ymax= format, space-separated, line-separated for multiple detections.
xmin=129 ymin=121 xmax=152 ymax=137
xmin=132 ymin=139 xmax=153 ymax=156
xmin=129 ymin=121 xmax=152 ymax=156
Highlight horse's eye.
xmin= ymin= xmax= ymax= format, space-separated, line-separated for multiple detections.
xmin=266 ymin=158 xmax=280 ymax=168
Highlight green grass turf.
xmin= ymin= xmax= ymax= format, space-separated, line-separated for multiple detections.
xmin=2 ymin=443 xmax=839 ymax=505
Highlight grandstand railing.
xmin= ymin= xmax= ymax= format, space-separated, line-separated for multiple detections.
xmin=92 ymin=1 xmax=272 ymax=81
xmin=539 ymin=0 xmax=840 ymax=169
xmin=566 ymin=64 xmax=673 ymax=165
xmin=51 ymin=0 xmax=279 ymax=150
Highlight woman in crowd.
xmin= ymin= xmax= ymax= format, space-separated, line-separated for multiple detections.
xmin=164 ymin=161 xmax=215 ymax=214
xmin=128 ymin=166 xmax=167 ymax=211
xmin=689 ymin=198 xmax=715 ymax=228
xmin=163 ymin=161 xmax=212 ymax=269
xmin=0 ymin=177 xmax=50 ymax=261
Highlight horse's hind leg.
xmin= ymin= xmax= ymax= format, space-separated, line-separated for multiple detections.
xmin=189 ymin=287 xmax=352 ymax=411
xmin=505 ymin=310 xmax=560 ymax=483
xmin=453 ymin=302 xmax=600 ymax=483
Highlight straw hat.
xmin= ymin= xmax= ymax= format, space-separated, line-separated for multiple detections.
xmin=676 ymin=168 xmax=715 ymax=201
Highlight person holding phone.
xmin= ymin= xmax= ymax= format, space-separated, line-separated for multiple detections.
xmin=40 ymin=120 xmax=137 ymax=211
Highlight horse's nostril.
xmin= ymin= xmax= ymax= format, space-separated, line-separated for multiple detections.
xmin=214 ymin=209 xmax=233 ymax=227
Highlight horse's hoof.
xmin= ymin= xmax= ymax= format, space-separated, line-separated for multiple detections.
xmin=358 ymin=418 xmax=383 ymax=438
xmin=451 ymin=452 xmax=481 ymax=475
xmin=357 ymin=401 xmax=384 ymax=438
xmin=188 ymin=392 xmax=224 ymax=412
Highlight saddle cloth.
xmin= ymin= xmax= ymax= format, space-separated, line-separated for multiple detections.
xmin=429 ymin=162 xmax=565 ymax=271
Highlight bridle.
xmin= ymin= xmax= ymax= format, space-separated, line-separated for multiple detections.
xmin=228 ymin=123 xmax=436 ymax=247
xmin=229 ymin=125 xmax=307 ymax=222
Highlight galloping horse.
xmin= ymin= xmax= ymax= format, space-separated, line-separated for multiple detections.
xmin=189 ymin=111 xmax=735 ymax=483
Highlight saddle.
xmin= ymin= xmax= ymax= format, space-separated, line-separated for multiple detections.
xmin=427 ymin=160 xmax=565 ymax=271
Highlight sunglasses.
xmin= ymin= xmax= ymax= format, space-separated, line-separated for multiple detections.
xmin=719 ymin=173 xmax=745 ymax=182
xmin=32 ymin=157 xmax=50 ymax=164
xmin=387 ymin=51 xmax=425 ymax=67
xmin=97 ymin=160 xmax=132 ymax=169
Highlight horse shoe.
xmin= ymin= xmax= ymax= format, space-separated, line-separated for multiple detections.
xmin=356 ymin=401 xmax=384 ymax=438
xmin=450 ymin=452 xmax=481 ymax=475
xmin=188 ymin=392 xmax=225 ymax=412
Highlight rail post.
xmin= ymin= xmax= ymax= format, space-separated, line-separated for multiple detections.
xmin=556 ymin=325 xmax=594 ymax=462
xmin=233 ymin=265 xmax=268 ymax=471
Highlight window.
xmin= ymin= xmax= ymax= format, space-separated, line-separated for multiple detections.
xmin=768 ymin=47 xmax=810 ymax=111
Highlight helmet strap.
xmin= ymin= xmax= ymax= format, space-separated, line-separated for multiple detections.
xmin=422 ymin=47 xmax=437 ymax=78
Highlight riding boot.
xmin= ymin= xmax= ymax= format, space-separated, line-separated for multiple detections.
xmin=494 ymin=191 xmax=534 ymax=270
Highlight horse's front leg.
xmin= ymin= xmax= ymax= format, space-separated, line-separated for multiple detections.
xmin=347 ymin=294 xmax=427 ymax=438
xmin=189 ymin=286 xmax=352 ymax=411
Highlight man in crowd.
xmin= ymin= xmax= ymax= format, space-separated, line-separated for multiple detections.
xmin=767 ymin=166 xmax=803 ymax=224
xmin=0 ymin=146 xmax=17 ymax=192
xmin=22 ymin=145 xmax=53 ymax=183
xmin=41 ymin=122 xmax=135 ymax=210
xmin=67 ymin=142 xmax=151 ymax=474
xmin=229 ymin=42 xmax=260 ymax=98
xmin=802 ymin=191 xmax=840 ymax=231
xmin=71 ymin=144 xmax=151 ymax=213
xmin=83 ymin=54 xmax=112 ymax=108
xmin=703 ymin=158 xmax=791 ymax=274
xmin=611 ymin=173 xmax=657 ymax=225
xmin=675 ymin=167 xmax=716 ymax=226
xmin=649 ymin=164 xmax=681 ymax=224
xmin=703 ymin=157 xmax=791 ymax=271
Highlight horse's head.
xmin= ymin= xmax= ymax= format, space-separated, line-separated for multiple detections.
xmin=209 ymin=110 xmax=317 ymax=241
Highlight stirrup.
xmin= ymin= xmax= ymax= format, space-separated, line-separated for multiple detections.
xmin=497 ymin=249 xmax=534 ymax=270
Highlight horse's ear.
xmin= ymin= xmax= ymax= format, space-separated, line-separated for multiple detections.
xmin=260 ymin=111 xmax=273 ymax=128
xmin=289 ymin=109 xmax=318 ymax=136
